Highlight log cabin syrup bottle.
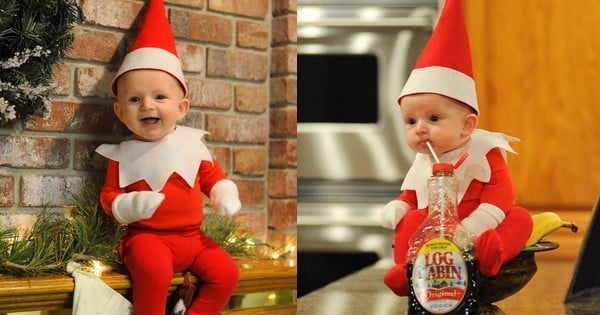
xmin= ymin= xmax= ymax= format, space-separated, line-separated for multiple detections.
xmin=406 ymin=158 xmax=479 ymax=314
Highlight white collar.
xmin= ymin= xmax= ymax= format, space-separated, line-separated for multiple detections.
xmin=401 ymin=129 xmax=518 ymax=209
xmin=95 ymin=126 xmax=213 ymax=191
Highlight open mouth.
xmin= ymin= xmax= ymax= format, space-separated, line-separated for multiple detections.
xmin=140 ymin=117 xmax=160 ymax=124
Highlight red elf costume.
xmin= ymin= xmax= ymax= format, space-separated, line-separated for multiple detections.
xmin=379 ymin=0 xmax=533 ymax=297
xmin=96 ymin=1 xmax=240 ymax=314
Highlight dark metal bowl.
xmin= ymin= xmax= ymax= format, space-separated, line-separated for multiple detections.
xmin=477 ymin=239 xmax=559 ymax=313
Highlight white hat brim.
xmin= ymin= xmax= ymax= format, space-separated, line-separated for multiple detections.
xmin=398 ymin=66 xmax=478 ymax=113
xmin=111 ymin=47 xmax=187 ymax=96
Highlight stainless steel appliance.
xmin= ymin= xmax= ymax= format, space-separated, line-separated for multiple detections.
xmin=297 ymin=0 xmax=438 ymax=296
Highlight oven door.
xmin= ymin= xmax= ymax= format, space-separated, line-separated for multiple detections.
xmin=298 ymin=2 xmax=437 ymax=183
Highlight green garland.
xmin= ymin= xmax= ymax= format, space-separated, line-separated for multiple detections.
xmin=0 ymin=0 xmax=83 ymax=125
xmin=0 ymin=189 xmax=270 ymax=277
xmin=0 ymin=189 xmax=121 ymax=276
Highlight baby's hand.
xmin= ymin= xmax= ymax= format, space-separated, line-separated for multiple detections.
xmin=111 ymin=191 xmax=165 ymax=225
xmin=380 ymin=200 xmax=409 ymax=229
xmin=210 ymin=179 xmax=241 ymax=216
xmin=453 ymin=225 xmax=475 ymax=251
xmin=218 ymin=195 xmax=242 ymax=216
xmin=460 ymin=203 xmax=505 ymax=237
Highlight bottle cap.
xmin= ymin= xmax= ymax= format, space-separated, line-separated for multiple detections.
xmin=432 ymin=162 xmax=455 ymax=174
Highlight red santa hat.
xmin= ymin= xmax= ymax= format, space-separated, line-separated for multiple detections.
xmin=111 ymin=0 xmax=187 ymax=96
xmin=397 ymin=0 xmax=478 ymax=114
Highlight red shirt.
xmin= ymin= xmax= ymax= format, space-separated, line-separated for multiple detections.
xmin=100 ymin=159 xmax=226 ymax=230
xmin=398 ymin=148 xmax=517 ymax=219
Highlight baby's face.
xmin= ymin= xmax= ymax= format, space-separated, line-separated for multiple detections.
xmin=114 ymin=69 xmax=189 ymax=141
xmin=400 ymin=93 xmax=477 ymax=156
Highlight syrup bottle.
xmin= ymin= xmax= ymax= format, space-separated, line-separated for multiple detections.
xmin=406 ymin=162 xmax=478 ymax=314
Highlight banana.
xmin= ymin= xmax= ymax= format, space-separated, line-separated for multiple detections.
xmin=525 ymin=212 xmax=578 ymax=247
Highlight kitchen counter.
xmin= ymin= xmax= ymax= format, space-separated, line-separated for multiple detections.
xmin=298 ymin=257 xmax=588 ymax=314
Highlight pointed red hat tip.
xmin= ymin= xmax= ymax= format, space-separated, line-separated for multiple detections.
xmin=111 ymin=0 xmax=187 ymax=96
xmin=397 ymin=0 xmax=478 ymax=113
xmin=129 ymin=0 xmax=178 ymax=56
xmin=414 ymin=0 xmax=472 ymax=77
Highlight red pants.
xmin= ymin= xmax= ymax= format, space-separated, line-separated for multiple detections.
xmin=121 ymin=228 xmax=239 ymax=315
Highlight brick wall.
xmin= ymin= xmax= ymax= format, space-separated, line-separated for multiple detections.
xmin=0 ymin=0 xmax=297 ymax=247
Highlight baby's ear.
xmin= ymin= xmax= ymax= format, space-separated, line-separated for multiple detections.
xmin=113 ymin=102 xmax=124 ymax=121
xmin=462 ymin=113 xmax=478 ymax=135
xmin=177 ymin=98 xmax=190 ymax=119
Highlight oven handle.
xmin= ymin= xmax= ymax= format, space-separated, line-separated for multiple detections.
xmin=299 ymin=17 xmax=433 ymax=29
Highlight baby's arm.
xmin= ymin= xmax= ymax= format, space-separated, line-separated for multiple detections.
xmin=199 ymin=160 xmax=241 ymax=216
xmin=99 ymin=160 xmax=125 ymax=215
xmin=99 ymin=160 xmax=164 ymax=225
xmin=380 ymin=190 xmax=418 ymax=229
xmin=461 ymin=148 xmax=515 ymax=236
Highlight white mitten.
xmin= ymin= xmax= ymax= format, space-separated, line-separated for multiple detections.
xmin=111 ymin=191 xmax=165 ymax=225
xmin=210 ymin=179 xmax=241 ymax=216
xmin=460 ymin=202 xmax=506 ymax=237
xmin=380 ymin=200 xmax=410 ymax=229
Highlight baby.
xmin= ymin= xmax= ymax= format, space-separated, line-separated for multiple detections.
xmin=379 ymin=0 xmax=532 ymax=296
xmin=96 ymin=1 xmax=240 ymax=314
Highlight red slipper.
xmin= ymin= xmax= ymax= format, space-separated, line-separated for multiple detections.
xmin=475 ymin=229 xmax=505 ymax=276
xmin=384 ymin=264 xmax=408 ymax=296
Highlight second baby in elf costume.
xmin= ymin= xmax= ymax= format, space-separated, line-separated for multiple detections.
xmin=96 ymin=1 xmax=240 ymax=314
xmin=379 ymin=0 xmax=533 ymax=296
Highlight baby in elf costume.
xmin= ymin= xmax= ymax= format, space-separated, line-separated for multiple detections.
xmin=379 ymin=0 xmax=533 ymax=296
xmin=96 ymin=1 xmax=240 ymax=314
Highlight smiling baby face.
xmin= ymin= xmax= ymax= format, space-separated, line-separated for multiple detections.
xmin=113 ymin=69 xmax=190 ymax=141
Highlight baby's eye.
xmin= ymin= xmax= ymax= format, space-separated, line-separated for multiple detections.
xmin=128 ymin=96 xmax=141 ymax=103
xmin=429 ymin=115 xmax=440 ymax=122
xmin=406 ymin=118 xmax=416 ymax=125
xmin=156 ymin=94 xmax=167 ymax=100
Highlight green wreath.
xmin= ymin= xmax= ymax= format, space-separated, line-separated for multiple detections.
xmin=0 ymin=0 xmax=82 ymax=126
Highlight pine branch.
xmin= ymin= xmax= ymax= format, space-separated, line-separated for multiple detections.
xmin=201 ymin=214 xmax=269 ymax=258
xmin=0 ymin=187 xmax=271 ymax=277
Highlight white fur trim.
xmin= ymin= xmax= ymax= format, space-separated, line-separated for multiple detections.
xmin=461 ymin=203 xmax=505 ymax=237
xmin=398 ymin=66 xmax=478 ymax=113
xmin=380 ymin=200 xmax=410 ymax=229
xmin=96 ymin=126 xmax=212 ymax=191
xmin=477 ymin=203 xmax=506 ymax=222
xmin=111 ymin=47 xmax=187 ymax=96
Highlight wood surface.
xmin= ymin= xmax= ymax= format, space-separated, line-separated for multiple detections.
xmin=464 ymin=0 xmax=600 ymax=212
xmin=495 ymin=259 xmax=575 ymax=314
xmin=0 ymin=258 xmax=297 ymax=313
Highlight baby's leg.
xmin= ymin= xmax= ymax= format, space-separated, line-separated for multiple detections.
xmin=476 ymin=206 xmax=533 ymax=276
xmin=186 ymin=236 xmax=239 ymax=315
xmin=392 ymin=210 xmax=428 ymax=265
xmin=384 ymin=209 xmax=427 ymax=296
xmin=122 ymin=232 xmax=174 ymax=315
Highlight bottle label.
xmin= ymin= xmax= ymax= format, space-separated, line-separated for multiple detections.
xmin=410 ymin=237 xmax=468 ymax=313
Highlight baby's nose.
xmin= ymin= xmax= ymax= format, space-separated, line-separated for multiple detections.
xmin=140 ymin=97 xmax=155 ymax=109
xmin=415 ymin=120 xmax=427 ymax=133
